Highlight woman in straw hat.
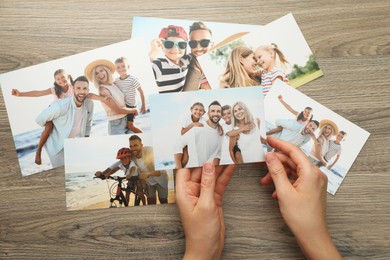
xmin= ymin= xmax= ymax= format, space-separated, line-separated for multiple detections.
xmin=309 ymin=119 xmax=339 ymax=167
xmin=84 ymin=59 xmax=138 ymax=135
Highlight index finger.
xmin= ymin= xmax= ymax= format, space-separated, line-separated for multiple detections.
xmin=267 ymin=136 xmax=313 ymax=170
xmin=175 ymin=168 xmax=191 ymax=200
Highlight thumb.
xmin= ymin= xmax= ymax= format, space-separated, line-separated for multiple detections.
xmin=198 ymin=162 xmax=217 ymax=206
xmin=265 ymin=152 xmax=294 ymax=196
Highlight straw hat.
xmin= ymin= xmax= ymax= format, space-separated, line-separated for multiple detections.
xmin=84 ymin=59 xmax=115 ymax=81
xmin=319 ymin=119 xmax=339 ymax=136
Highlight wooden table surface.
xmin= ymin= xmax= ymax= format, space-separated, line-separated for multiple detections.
xmin=1 ymin=1 xmax=389 ymax=259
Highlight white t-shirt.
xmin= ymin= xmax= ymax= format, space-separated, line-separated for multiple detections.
xmin=118 ymin=161 xmax=138 ymax=177
xmin=181 ymin=114 xmax=206 ymax=128
xmin=174 ymin=122 xmax=223 ymax=168
xmin=68 ymin=106 xmax=83 ymax=138
xmin=220 ymin=121 xmax=234 ymax=165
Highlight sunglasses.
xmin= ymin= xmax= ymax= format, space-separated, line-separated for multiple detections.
xmin=188 ymin=39 xmax=212 ymax=49
xmin=162 ymin=40 xmax=187 ymax=50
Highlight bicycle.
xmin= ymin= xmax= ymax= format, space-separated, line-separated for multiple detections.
xmin=95 ymin=175 xmax=147 ymax=208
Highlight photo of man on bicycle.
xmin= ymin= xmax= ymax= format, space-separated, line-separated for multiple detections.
xmin=96 ymin=134 xmax=169 ymax=205
xmin=95 ymin=147 xmax=147 ymax=206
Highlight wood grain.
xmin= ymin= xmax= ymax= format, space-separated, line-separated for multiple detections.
xmin=1 ymin=0 xmax=390 ymax=259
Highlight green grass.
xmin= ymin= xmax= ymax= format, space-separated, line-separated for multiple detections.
xmin=289 ymin=70 xmax=324 ymax=88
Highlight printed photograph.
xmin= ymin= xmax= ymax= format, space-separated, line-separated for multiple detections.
xmin=149 ymin=87 xmax=266 ymax=170
xmin=131 ymin=16 xmax=263 ymax=93
xmin=264 ymin=80 xmax=370 ymax=195
xmin=64 ymin=133 xmax=175 ymax=211
xmin=0 ymin=39 xmax=156 ymax=176
xmin=198 ymin=13 xmax=324 ymax=94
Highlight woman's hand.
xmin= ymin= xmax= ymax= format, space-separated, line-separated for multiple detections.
xmin=176 ymin=162 xmax=236 ymax=260
xmin=261 ymin=136 xmax=341 ymax=260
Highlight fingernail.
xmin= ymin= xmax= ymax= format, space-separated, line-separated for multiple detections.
xmin=265 ymin=152 xmax=276 ymax=164
xmin=203 ymin=162 xmax=215 ymax=174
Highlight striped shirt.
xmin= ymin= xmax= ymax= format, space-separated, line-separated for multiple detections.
xmin=114 ymin=75 xmax=141 ymax=107
xmin=151 ymin=55 xmax=191 ymax=93
xmin=261 ymin=67 xmax=289 ymax=95
xmin=324 ymin=140 xmax=342 ymax=162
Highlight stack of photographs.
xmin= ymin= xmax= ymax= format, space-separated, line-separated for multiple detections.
xmin=0 ymin=13 xmax=369 ymax=211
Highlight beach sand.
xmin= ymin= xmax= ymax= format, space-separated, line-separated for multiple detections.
xmin=66 ymin=176 xmax=176 ymax=211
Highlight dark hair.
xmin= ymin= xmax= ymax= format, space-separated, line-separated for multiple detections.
xmin=340 ymin=130 xmax=347 ymax=136
xmin=208 ymin=100 xmax=222 ymax=110
xmin=222 ymin=105 xmax=231 ymax=112
xmin=129 ymin=135 xmax=142 ymax=143
xmin=297 ymin=107 xmax=313 ymax=122
xmin=191 ymin=102 xmax=204 ymax=110
xmin=189 ymin=21 xmax=212 ymax=35
xmin=53 ymin=69 xmax=73 ymax=98
xmin=73 ymin=75 xmax=89 ymax=85
xmin=310 ymin=119 xmax=320 ymax=128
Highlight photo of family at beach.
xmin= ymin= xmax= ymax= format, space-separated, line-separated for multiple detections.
xmin=64 ymin=133 xmax=174 ymax=211
xmin=149 ymin=87 xmax=266 ymax=170
xmin=0 ymin=39 xmax=156 ymax=176
xmin=264 ymin=80 xmax=370 ymax=195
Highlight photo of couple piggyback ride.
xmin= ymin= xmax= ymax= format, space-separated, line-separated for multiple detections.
xmin=265 ymin=94 xmax=346 ymax=172
xmin=11 ymin=57 xmax=147 ymax=169
xmin=173 ymin=99 xmax=265 ymax=169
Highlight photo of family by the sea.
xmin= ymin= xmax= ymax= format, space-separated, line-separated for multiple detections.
xmin=64 ymin=133 xmax=174 ymax=211
xmin=149 ymin=87 xmax=266 ymax=170
xmin=0 ymin=39 xmax=157 ymax=176
xmin=264 ymin=80 xmax=370 ymax=195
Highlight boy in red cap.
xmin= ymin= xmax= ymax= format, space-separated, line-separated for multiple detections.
xmin=96 ymin=147 xmax=146 ymax=206
xmin=149 ymin=25 xmax=191 ymax=93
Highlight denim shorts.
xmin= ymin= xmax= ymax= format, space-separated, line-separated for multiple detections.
xmin=108 ymin=116 xmax=127 ymax=135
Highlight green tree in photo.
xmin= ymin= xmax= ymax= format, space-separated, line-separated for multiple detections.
xmin=288 ymin=54 xmax=320 ymax=80
xmin=209 ymin=39 xmax=246 ymax=66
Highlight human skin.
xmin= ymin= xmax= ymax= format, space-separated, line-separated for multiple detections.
xmin=240 ymin=52 xmax=257 ymax=74
xmin=254 ymin=48 xmax=274 ymax=72
xmin=176 ymin=162 xmax=236 ymax=260
xmin=261 ymin=136 xmax=342 ymax=260
xmin=189 ymin=29 xmax=212 ymax=57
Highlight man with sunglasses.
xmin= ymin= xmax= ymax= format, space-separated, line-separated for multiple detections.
xmin=149 ymin=25 xmax=191 ymax=93
xmin=183 ymin=21 xmax=214 ymax=91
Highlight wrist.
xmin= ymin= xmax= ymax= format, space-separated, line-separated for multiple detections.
xmin=184 ymin=240 xmax=220 ymax=260
xmin=295 ymin=228 xmax=341 ymax=260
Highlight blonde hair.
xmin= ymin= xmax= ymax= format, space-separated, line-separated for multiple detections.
xmin=220 ymin=46 xmax=260 ymax=88
xmin=256 ymin=43 xmax=289 ymax=70
xmin=232 ymin=101 xmax=254 ymax=127
xmin=320 ymin=124 xmax=335 ymax=140
xmin=92 ymin=65 xmax=114 ymax=88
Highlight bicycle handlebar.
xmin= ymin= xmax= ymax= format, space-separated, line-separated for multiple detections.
xmin=94 ymin=175 xmax=127 ymax=181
